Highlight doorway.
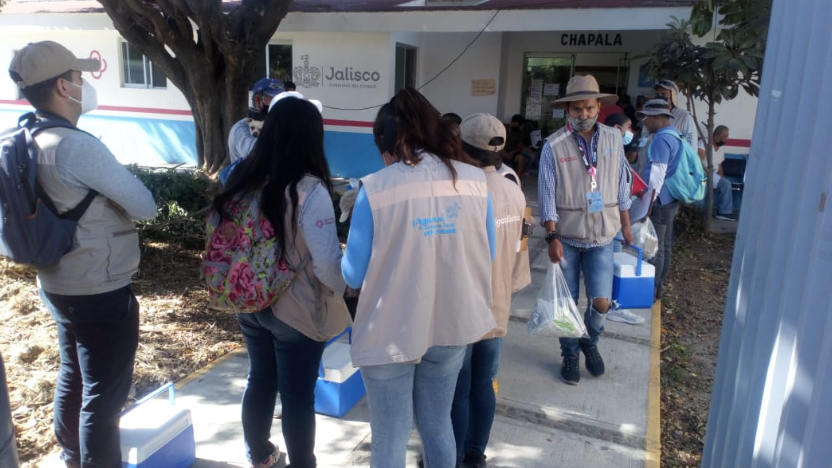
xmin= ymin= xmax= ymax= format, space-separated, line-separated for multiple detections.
xmin=521 ymin=54 xmax=574 ymax=138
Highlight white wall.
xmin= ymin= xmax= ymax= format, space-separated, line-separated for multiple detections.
xmin=271 ymin=31 xmax=393 ymax=126
xmin=0 ymin=27 xmax=192 ymax=112
xmin=392 ymin=31 xmax=503 ymax=119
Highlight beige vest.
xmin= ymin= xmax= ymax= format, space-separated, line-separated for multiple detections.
xmin=548 ymin=125 xmax=622 ymax=244
xmin=35 ymin=128 xmax=140 ymax=295
xmin=351 ymin=154 xmax=496 ymax=367
xmin=481 ymin=167 xmax=529 ymax=340
xmin=271 ymin=176 xmax=350 ymax=342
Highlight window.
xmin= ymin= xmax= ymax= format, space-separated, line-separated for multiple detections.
xmin=121 ymin=42 xmax=167 ymax=89
xmin=395 ymin=44 xmax=417 ymax=92
xmin=249 ymin=44 xmax=292 ymax=90
xmin=267 ymin=44 xmax=292 ymax=82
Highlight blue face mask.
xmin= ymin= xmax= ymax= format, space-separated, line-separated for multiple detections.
xmin=622 ymin=130 xmax=634 ymax=146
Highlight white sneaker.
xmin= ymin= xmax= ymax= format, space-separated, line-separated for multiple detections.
xmin=606 ymin=308 xmax=645 ymax=325
xmin=273 ymin=394 xmax=282 ymax=419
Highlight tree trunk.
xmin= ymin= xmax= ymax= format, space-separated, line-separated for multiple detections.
xmin=188 ymin=60 xmax=251 ymax=173
xmin=703 ymin=100 xmax=716 ymax=233
xmin=97 ymin=0 xmax=291 ymax=175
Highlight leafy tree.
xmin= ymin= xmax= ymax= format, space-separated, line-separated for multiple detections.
xmin=97 ymin=0 xmax=293 ymax=174
xmin=643 ymin=2 xmax=767 ymax=230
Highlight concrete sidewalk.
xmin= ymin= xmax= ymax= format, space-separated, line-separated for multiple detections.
xmin=174 ymin=178 xmax=661 ymax=468
xmin=39 ymin=178 xmax=661 ymax=468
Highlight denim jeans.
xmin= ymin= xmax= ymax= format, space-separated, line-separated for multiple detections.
xmin=650 ymin=200 xmax=680 ymax=298
xmin=39 ymin=286 xmax=140 ymax=468
xmin=361 ymin=345 xmax=466 ymax=468
xmin=237 ymin=310 xmax=326 ymax=468
xmin=715 ymin=177 xmax=734 ymax=215
xmin=558 ymin=242 xmax=614 ymax=358
xmin=450 ymin=338 xmax=503 ymax=462
xmin=1 ymin=351 xmax=19 ymax=468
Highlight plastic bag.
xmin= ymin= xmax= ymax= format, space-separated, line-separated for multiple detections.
xmin=631 ymin=218 xmax=659 ymax=260
xmin=528 ymin=263 xmax=588 ymax=339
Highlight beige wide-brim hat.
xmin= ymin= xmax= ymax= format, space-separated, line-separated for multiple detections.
xmin=552 ymin=75 xmax=618 ymax=109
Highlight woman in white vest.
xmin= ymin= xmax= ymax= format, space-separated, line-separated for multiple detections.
xmin=342 ymin=88 xmax=498 ymax=468
xmin=213 ymin=96 xmax=349 ymax=468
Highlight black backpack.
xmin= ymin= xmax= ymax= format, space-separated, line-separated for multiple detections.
xmin=0 ymin=112 xmax=97 ymax=268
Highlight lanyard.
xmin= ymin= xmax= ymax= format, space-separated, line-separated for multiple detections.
xmin=567 ymin=122 xmax=600 ymax=191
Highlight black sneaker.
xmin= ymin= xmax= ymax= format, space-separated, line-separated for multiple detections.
xmin=580 ymin=343 xmax=605 ymax=377
xmin=461 ymin=454 xmax=487 ymax=468
xmin=560 ymin=355 xmax=580 ymax=385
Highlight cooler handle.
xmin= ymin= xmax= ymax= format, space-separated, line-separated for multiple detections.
xmin=613 ymin=237 xmax=644 ymax=277
xmin=630 ymin=245 xmax=643 ymax=277
xmin=122 ymin=382 xmax=175 ymax=416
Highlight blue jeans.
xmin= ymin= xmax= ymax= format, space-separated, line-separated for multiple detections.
xmin=558 ymin=242 xmax=614 ymax=358
xmin=1 ymin=352 xmax=19 ymax=468
xmin=450 ymin=338 xmax=503 ymax=462
xmin=715 ymin=177 xmax=734 ymax=215
xmin=361 ymin=345 xmax=466 ymax=468
xmin=650 ymin=200 xmax=680 ymax=298
xmin=237 ymin=310 xmax=326 ymax=468
xmin=40 ymin=286 xmax=140 ymax=468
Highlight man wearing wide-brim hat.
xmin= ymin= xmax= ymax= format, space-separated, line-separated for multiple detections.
xmin=634 ymin=98 xmax=684 ymax=303
xmin=538 ymin=74 xmax=634 ymax=385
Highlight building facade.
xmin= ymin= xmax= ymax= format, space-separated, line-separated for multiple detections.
xmin=0 ymin=0 xmax=755 ymax=177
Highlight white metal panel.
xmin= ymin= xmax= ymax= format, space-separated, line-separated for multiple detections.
xmin=702 ymin=0 xmax=832 ymax=467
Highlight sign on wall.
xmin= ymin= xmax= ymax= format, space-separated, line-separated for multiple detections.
xmin=471 ymin=79 xmax=495 ymax=96
xmin=294 ymin=53 xmax=382 ymax=90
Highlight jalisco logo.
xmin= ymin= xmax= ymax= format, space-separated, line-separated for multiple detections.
xmin=294 ymin=54 xmax=381 ymax=89
xmin=294 ymin=55 xmax=321 ymax=88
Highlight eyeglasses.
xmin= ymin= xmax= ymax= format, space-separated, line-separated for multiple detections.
xmin=657 ymin=80 xmax=674 ymax=87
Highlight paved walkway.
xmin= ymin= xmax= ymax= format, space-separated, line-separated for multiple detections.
xmin=40 ymin=178 xmax=662 ymax=468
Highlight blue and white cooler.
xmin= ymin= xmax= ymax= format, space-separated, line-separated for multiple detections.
xmin=314 ymin=327 xmax=366 ymax=418
xmin=612 ymin=245 xmax=656 ymax=310
xmin=120 ymin=383 xmax=196 ymax=468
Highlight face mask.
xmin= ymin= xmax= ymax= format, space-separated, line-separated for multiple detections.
xmin=622 ymin=130 xmax=634 ymax=146
xmin=567 ymin=114 xmax=597 ymax=133
xmin=65 ymin=79 xmax=98 ymax=115
xmin=715 ymin=140 xmax=726 ymax=147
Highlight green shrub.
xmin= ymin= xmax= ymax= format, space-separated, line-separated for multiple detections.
xmin=126 ymin=165 xmax=215 ymax=247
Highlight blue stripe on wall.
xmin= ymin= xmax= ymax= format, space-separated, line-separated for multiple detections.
xmin=325 ymin=130 xmax=384 ymax=179
xmin=1 ymin=108 xmax=384 ymax=177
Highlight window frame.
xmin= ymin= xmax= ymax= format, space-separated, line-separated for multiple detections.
xmin=121 ymin=41 xmax=167 ymax=89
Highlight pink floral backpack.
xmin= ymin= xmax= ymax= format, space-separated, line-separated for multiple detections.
xmin=202 ymin=189 xmax=309 ymax=312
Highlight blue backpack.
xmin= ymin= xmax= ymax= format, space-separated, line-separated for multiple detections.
xmin=0 ymin=112 xmax=97 ymax=268
xmin=649 ymin=128 xmax=706 ymax=203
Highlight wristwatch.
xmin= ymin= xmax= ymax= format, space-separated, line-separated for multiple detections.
xmin=545 ymin=231 xmax=559 ymax=244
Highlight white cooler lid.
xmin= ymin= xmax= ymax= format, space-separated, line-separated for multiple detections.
xmin=120 ymin=402 xmax=192 ymax=464
xmin=614 ymin=251 xmax=655 ymax=277
xmin=320 ymin=341 xmax=360 ymax=383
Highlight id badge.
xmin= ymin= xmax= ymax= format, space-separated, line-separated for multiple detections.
xmin=587 ymin=191 xmax=604 ymax=213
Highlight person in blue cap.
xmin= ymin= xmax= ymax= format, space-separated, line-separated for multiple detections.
xmin=228 ymin=77 xmax=284 ymax=163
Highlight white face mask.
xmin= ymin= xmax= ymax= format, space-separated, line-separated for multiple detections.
xmin=65 ymin=79 xmax=98 ymax=115
xmin=622 ymin=130 xmax=634 ymax=146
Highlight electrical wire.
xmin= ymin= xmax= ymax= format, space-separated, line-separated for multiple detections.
xmin=322 ymin=10 xmax=501 ymax=112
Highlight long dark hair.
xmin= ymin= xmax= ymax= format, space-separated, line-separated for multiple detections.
xmin=213 ymin=97 xmax=332 ymax=257
xmin=372 ymin=88 xmax=475 ymax=182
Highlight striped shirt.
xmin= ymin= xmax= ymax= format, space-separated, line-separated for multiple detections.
xmin=538 ymin=126 xmax=633 ymax=248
